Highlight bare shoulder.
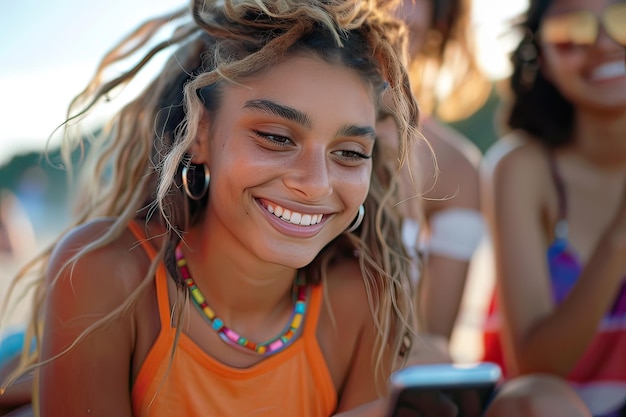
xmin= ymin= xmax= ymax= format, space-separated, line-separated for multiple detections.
xmin=47 ymin=218 xmax=159 ymax=312
xmin=481 ymin=131 xmax=528 ymax=178
xmin=488 ymin=138 xmax=554 ymax=221
xmin=39 ymin=218 xmax=163 ymax=414
xmin=490 ymin=137 xmax=550 ymax=188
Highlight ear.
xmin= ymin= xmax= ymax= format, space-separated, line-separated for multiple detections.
xmin=188 ymin=112 xmax=211 ymax=165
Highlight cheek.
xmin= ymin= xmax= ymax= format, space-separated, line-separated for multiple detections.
xmin=540 ymin=47 xmax=590 ymax=100
xmin=542 ymin=46 xmax=586 ymax=81
xmin=340 ymin=165 xmax=372 ymax=204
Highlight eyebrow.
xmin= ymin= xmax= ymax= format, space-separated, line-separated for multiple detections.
xmin=243 ymin=99 xmax=376 ymax=141
xmin=244 ymin=99 xmax=312 ymax=128
xmin=339 ymin=124 xmax=377 ymax=142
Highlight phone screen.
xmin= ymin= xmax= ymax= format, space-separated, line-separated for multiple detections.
xmin=387 ymin=363 xmax=501 ymax=417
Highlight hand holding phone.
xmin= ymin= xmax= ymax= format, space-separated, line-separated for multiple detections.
xmin=387 ymin=362 xmax=502 ymax=417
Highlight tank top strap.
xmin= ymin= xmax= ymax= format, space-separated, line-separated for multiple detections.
xmin=302 ymin=283 xmax=323 ymax=342
xmin=300 ymin=280 xmax=336 ymax=409
xmin=545 ymin=148 xmax=568 ymax=240
xmin=127 ymin=221 xmax=172 ymax=331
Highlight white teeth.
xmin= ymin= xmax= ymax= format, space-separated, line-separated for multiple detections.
xmin=591 ymin=61 xmax=626 ymax=81
xmin=265 ymin=203 xmax=323 ymax=226
xmin=289 ymin=212 xmax=302 ymax=224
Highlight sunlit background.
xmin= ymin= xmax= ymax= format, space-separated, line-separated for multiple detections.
xmin=0 ymin=0 xmax=528 ymax=359
xmin=1 ymin=0 xmax=526 ymax=164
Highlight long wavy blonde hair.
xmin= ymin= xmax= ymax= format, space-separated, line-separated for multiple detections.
xmin=1 ymin=0 xmax=422 ymax=398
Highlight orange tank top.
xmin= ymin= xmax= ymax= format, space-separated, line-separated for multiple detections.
xmin=128 ymin=222 xmax=337 ymax=417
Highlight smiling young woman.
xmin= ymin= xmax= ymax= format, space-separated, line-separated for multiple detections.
xmin=0 ymin=1 xmax=424 ymax=416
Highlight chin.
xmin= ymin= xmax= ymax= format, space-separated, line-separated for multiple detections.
xmin=280 ymin=254 xmax=318 ymax=269
xmin=260 ymin=248 xmax=321 ymax=270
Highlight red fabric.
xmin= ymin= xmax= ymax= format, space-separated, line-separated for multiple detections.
xmin=481 ymin=291 xmax=508 ymax=378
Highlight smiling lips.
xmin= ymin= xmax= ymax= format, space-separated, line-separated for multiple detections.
xmin=266 ymin=203 xmax=324 ymax=226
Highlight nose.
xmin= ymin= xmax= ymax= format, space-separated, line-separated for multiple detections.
xmin=283 ymin=145 xmax=333 ymax=201
xmin=595 ymin=25 xmax=622 ymax=51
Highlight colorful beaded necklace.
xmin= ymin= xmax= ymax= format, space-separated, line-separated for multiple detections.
xmin=175 ymin=245 xmax=308 ymax=356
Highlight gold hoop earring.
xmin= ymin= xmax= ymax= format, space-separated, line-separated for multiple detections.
xmin=182 ymin=164 xmax=210 ymax=200
xmin=345 ymin=205 xmax=365 ymax=233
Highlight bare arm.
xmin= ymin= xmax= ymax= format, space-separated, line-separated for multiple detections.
xmin=38 ymin=221 xmax=140 ymax=416
xmin=488 ymin=145 xmax=626 ymax=376
xmin=418 ymin=120 xmax=483 ymax=340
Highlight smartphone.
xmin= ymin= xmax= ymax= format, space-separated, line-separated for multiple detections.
xmin=387 ymin=362 xmax=502 ymax=417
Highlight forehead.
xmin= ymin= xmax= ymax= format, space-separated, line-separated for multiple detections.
xmin=219 ymin=54 xmax=378 ymax=127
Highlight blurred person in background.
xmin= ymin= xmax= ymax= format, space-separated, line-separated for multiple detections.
xmin=481 ymin=0 xmax=626 ymax=415
xmin=377 ymin=0 xmax=492 ymax=362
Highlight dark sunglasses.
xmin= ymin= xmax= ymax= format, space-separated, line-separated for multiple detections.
xmin=540 ymin=3 xmax=626 ymax=47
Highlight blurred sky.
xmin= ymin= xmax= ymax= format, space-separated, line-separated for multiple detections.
xmin=0 ymin=0 xmax=527 ymax=166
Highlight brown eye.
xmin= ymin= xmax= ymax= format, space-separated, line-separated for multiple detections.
xmin=333 ymin=149 xmax=371 ymax=161
xmin=253 ymin=130 xmax=292 ymax=146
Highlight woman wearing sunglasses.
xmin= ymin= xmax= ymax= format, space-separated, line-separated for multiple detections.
xmin=482 ymin=0 xmax=626 ymax=416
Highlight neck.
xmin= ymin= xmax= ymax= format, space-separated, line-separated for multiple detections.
xmin=181 ymin=225 xmax=298 ymax=324
xmin=574 ymin=108 xmax=626 ymax=168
